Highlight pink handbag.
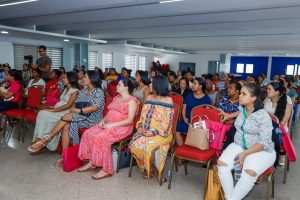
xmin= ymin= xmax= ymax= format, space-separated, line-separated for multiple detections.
xmin=280 ymin=124 xmax=296 ymax=162
xmin=63 ymin=145 xmax=84 ymax=172
xmin=205 ymin=120 xmax=231 ymax=153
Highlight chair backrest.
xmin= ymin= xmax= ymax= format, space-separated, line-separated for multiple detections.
xmin=17 ymin=87 xmax=23 ymax=108
xmin=133 ymin=99 xmax=143 ymax=126
xmin=169 ymin=92 xmax=183 ymax=108
xmin=103 ymin=94 xmax=112 ymax=116
xmin=191 ymin=104 xmax=222 ymax=123
xmin=170 ymin=103 xmax=180 ymax=135
xmin=26 ymin=86 xmax=43 ymax=110
xmin=106 ymin=81 xmax=118 ymax=98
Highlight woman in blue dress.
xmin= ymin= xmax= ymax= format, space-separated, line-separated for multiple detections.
xmin=175 ymin=78 xmax=211 ymax=147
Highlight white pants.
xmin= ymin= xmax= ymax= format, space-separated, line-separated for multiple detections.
xmin=217 ymin=143 xmax=276 ymax=200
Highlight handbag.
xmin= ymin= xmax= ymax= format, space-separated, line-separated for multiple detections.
xmin=45 ymin=88 xmax=60 ymax=106
xmin=75 ymin=102 xmax=91 ymax=117
xmin=204 ymin=165 xmax=225 ymax=200
xmin=185 ymin=115 xmax=209 ymax=150
xmin=63 ymin=145 xmax=84 ymax=172
xmin=205 ymin=120 xmax=231 ymax=153
xmin=279 ymin=124 xmax=297 ymax=162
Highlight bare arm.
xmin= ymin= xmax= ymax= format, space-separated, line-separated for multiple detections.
xmin=281 ymin=103 xmax=292 ymax=125
xmin=143 ymin=87 xmax=150 ymax=102
xmin=0 ymin=90 xmax=14 ymax=99
xmin=39 ymin=63 xmax=51 ymax=73
xmin=51 ymin=91 xmax=79 ymax=112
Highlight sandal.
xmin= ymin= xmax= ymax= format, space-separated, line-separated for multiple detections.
xmin=77 ymin=162 xmax=97 ymax=172
xmin=28 ymin=135 xmax=51 ymax=153
xmin=30 ymin=147 xmax=47 ymax=156
xmin=92 ymin=171 xmax=112 ymax=180
xmin=52 ymin=159 xmax=63 ymax=169
xmin=143 ymin=170 xmax=154 ymax=179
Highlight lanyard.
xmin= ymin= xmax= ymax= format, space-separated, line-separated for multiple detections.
xmin=241 ymin=107 xmax=248 ymax=150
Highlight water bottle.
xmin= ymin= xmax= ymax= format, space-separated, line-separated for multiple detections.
xmin=164 ymin=169 xmax=176 ymax=183
xmin=234 ymin=156 xmax=242 ymax=180
xmin=112 ymin=148 xmax=118 ymax=172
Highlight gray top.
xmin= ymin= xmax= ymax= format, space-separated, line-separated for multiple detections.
xmin=132 ymin=85 xmax=147 ymax=102
xmin=234 ymin=108 xmax=274 ymax=152
xmin=36 ymin=55 xmax=52 ymax=78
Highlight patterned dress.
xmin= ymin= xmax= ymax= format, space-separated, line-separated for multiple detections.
xmin=129 ymin=100 xmax=174 ymax=178
xmin=69 ymin=87 xmax=105 ymax=145
xmin=78 ymin=95 xmax=140 ymax=174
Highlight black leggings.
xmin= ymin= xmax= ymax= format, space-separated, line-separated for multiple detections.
xmin=0 ymin=101 xmax=18 ymax=111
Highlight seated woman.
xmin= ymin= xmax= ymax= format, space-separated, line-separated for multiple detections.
xmin=129 ymin=75 xmax=174 ymax=180
xmin=175 ymin=78 xmax=211 ymax=147
xmin=77 ymin=78 xmax=139 ymax=179
xmin=132 ymin=70 xmax=150 ymax=102
xmin=28 ymin=71 xmax=105 ymax=167
xmin=216 ymin=82 xmax=241 ymax=149
xmin=205 ymin=74 xmax=218 ymax=105
xmin=43 ymin=69 xmax=63 ymax=106
xmin=29 ymin=72 xmax=79 ymax=153
xmin=172 ymin=77 xmax=191 ymax=98
xmin=0 ymin=69 xmax=22 ymax=111
xmin=217 ymin=83 xmax=275 ymax=200
xmin=25 ymin=68 xmax=45 ymax=96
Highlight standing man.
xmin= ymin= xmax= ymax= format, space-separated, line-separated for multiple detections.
xmin=33 ymin=45 xmax=52 ymax=81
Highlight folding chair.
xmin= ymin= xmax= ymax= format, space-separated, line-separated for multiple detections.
xmin=168 ymin=105 xmax=223 ymax=197
xmin=129 ymin=103 xmax=180 ymax=185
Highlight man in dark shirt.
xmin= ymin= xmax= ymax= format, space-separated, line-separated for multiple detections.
xmin=33 ymin=45 xmax=52 ymax=81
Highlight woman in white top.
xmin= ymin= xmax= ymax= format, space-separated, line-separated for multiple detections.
xmin=132 ymin=70 xmax=150 ymax=102
xmin=25 ymin=68 xmax=45 ymax=96
xmin=30 ymin=72 xmax=79 ymax=152
xmin=264 ymin=80 xmax=292 ymax=130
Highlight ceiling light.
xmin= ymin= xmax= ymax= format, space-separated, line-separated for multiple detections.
xmin=0 ymin=0 xmax=39 ymax=8
xmin=63 ymin=39 xmax=69 ymax=42
xmin=159 ymin=0 xmax=184 ymax=4
xmin=1 ymin=31 xmax=8 ymax=34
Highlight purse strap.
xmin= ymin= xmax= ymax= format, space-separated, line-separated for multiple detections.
xmin=241 ymin=107 xmax=248 ymax=150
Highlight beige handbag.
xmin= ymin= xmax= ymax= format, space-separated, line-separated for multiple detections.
xmin=184 ymin=115 xmax=209 ymax=150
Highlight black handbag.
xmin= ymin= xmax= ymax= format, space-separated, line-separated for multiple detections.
xmin=118 ymin=148 xmax=136 ymax=169
xmin=75 ymin=102 xmax=91 ymax=117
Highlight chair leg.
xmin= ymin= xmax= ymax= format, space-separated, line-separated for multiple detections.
xmin=283 ymin=155 xmax=288 ymax=184
xmin=116 ymin=142 xmax=122 ymax=173
xmin=184 ymin=161 xmax=188 ymax=175
xmin=175 ymin=157 xmax=178 ymax=172
xmin=265 ymin=176 xmax=271 ymax=200
xmin=287 ymin=159 xmax=290 ymax=171
xmin=128 ymin=155 xmax=133 ymax=177
xmin=168 ymin=154 xmax=175 ymax=189
xmin=271 ymin=175 xmax=275 ymax=198
xmin=159 ymin=168 xmax=164 ymax=186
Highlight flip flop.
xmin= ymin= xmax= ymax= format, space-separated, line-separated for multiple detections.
xmin=92 ymin=171 xmax=112 ymax=180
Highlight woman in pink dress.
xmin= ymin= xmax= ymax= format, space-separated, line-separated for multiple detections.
xmin=78 ymin=77 xmax=139 ymax=179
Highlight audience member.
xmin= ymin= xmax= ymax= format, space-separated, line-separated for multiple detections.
xmin=173 ymin=77 xmax=191 ymax=98
xmin=25 ymin=68 xmax=45 ymax=96
xmin=183 ymin=70 xmax=193 ymax=89
xmin=205 ymin=74 xmax=218 ymax=105
xmin=132 ymin=70 xmax=150 ymax=102
xmin=218 ymin=83 xmax=275 ymax=200
xmin=129 ymin=75 xmax=174 ymax=180
xmin=167 ymin=70 xmax=178 ymax=91
xmin=78 ymin=78 xmax=139 ymax=179
xmin=106 ymin=68 xmax=118 ymax=82
xmin=28 ymin=72 xmax=79 ymax=154
xmin=22 ymin=63 xmax=32 ymax=87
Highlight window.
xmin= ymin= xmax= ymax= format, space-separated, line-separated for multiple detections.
xmin=13 ymin=44 xmax=38 ymax=70
xmin=14 ymin=44 xmax=63 ymax=70
xmin=245 ymin=64 xmax=253 ymax=74
xmin=286 ymin=64 xmax=300 ymax=76
xmin=125 ymin=55 xmax=137 ymax=75
xmin=138 ymin=56 xmax=146 ymax=71
xmin=88 ymin=51 xmax=98 ymax=70
xmin=236 ymin=63 xmax=244 ymax=73
xmin=46 ymin=47 xmax=63 ymax=69
xmin=102 ymin=52 xmax=113 ymax=70
xmin=154 ymin=57 xmax=160 ymax=62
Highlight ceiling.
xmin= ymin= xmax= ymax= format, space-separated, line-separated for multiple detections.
xmin=1 ymin=0 xmax=300 ymax=53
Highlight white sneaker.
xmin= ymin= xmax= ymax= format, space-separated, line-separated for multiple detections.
xmin=278 ymin=155 xmax=285 ymax=166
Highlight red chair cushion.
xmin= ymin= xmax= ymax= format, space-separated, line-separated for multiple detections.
xmin=175 ymin=145 xmax=216 ymax=162
xmin=6 ymin=109 xmax=26 ymax=118
xmin=23 ymin=110 xmax=38 ymax=122
xmin=263 ymin=166 xmax=274 ymax=176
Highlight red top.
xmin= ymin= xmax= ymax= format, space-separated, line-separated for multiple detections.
xmin=8 ymin=81 xmax=21 ymax=103
xmin=45 ymin=79 xmax=58 ymax=96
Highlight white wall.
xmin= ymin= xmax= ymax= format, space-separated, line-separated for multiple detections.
xmin=160 ymin=53 xmax=220 ymax=77
xmin=0 ymin=36 xmax=74 ymax=70
xmin=88 ymin=44 xmax=162 ymax=72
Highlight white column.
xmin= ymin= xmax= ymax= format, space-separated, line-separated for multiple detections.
xmin=267 ymin=55 xmax=272 ymax=80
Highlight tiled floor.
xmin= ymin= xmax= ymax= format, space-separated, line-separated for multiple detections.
xmin=0 ymin=121 xmax=299 ymax=200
